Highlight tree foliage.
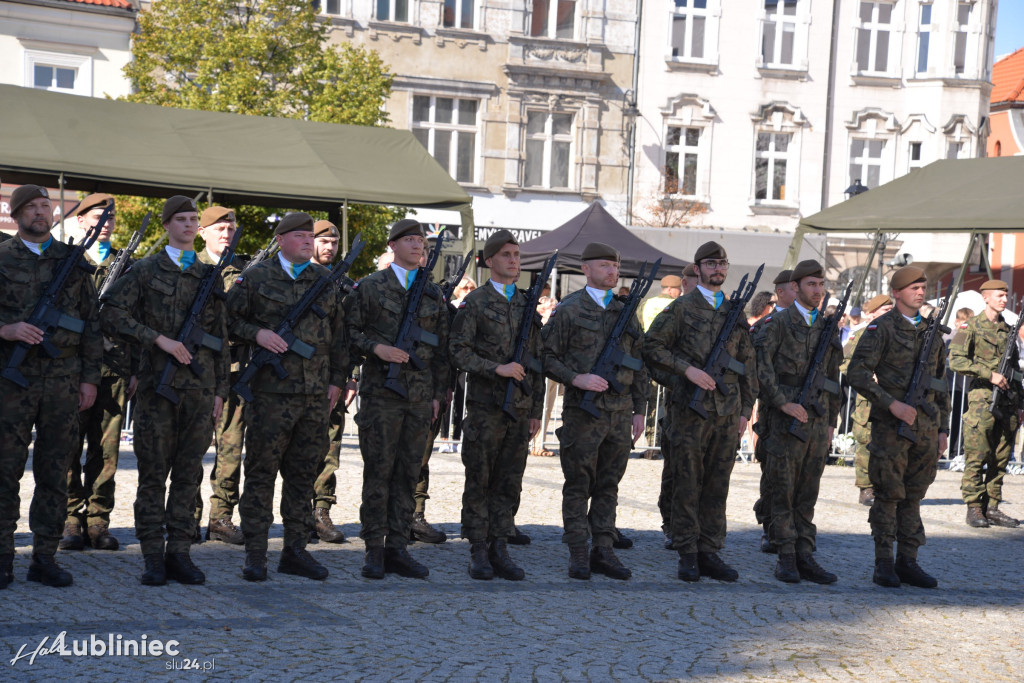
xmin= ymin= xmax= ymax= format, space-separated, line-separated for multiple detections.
xmin=115 ymin=0 xmax=402 ymax=275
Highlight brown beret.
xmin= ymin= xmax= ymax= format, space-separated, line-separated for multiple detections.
xmin=683 ymin=263 xmax=699 ymax=278
xmin=981 ymin=279 xmax=1008 ymax=292
xmin=581 ymin=241 xmax=619 ymax=262
xmin=313 ymin=220 xmax=339 ymax=238
xmin=694 ymin=241 xmax=726 ymax=263
xmin=791 ymin=259 xmax=824 ymax=282
xmin=773 ymin=269 xmax=793 ymax=285
xmin=660 ymin=275 xmax=682 ymax=288
xmin=389 ymin=218 xmax=424 ymax=242
xmin=483 ymin=229 xmax=518 ymax=261
xmin=9 ymin=185 xmax=50 ymax=217
xmin=274 ymin=212 xmax=315 ymax=235
xmin=68 ymin=193 xmax=114 ymax=220
xmin=162 ymin=195 xmax=197 ymax=224
xmin=889 ymin=265 xmax=927 ymax=291
xmin=199 ymin=206 xmax=235 ymax=228
xmin=863 ymin=293 xmax=893 ymax=313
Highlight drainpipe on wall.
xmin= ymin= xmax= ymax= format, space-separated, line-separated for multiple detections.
xmin=820 ymin=0 xmax=841 ymax=211
xmin=626 ymin=0 xmax=643 ymax=226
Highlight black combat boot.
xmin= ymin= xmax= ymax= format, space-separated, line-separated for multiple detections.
xmin=760 ymin=527 xmax=776 ymax=554
xmin=985 ymin=506 xmax=1020 ymax=528
xmin=858 ymin=487 xmax=875 ymax=506
xmin=774 ymin=553 xmax=800 ymax=583
xmin=278 ymin=545 xmax=328 ymax=580
xmin=698 ymin=551 xmax=738 ymax=582
xmin=663 ymin=531 xmax=674 ymax=551
xmin=207 ymin=518 xmax=244 ymax=545
xmin=872 ymin=557 xmax=901 ymax=588
xmin=507 ymin=525 xmax=531 ymax=545
xmin=165 ymin=552 xmax=206 ymax=585
xmin=361 ymin=547 xmax=385 ymax=580
xmin=384 ymin=547 xmax=429 ymax=579
xmin=590 ymin=546 xmax=631 ymax=580
xmin=313 ymin=508 xmax=347 ymax=543
xmin=0 ymin=553 xmax=14 ymax=590
xmin=966 ymin=506 xmax=989 ymax=528
xmin=410 ymin=513 xmax=447 ymax=544
xmin=677 ymin=552 xmax=699 ymax=582
xmin=87 ymin=524 xmax=119 ymax=551
xmin=567 ymin=544 xmax=590 ymax=580
xmin=796 ymin=553 xmax=837 ymax=584
xmin=489 ymin=539 xmax=525 ymax=581
xmin=468 ymin=542 xmax=494 ymax=580
xmin=58 ymin=523 xmax=86 ymax=551
xmin=894 ymin=555 xmax=938 ymax=588
xmin=242 ymin=550 xmax=268 ymax=582
xmin=27 ymin=554 xmax=73 ymax=587
xmin=140 ymin=553 xmax=166 ymax=586
xmin=612 ymin=528 xmax=633 ymax=550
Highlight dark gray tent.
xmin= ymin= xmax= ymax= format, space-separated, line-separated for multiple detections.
xmin=519 ymin=202 xmax=689 ymax=277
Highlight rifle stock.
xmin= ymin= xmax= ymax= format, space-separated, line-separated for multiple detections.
xmin=896 ymin=282 xmax=954 ymax=443
xmin=501 ymin=253 xmax=558 ymax=420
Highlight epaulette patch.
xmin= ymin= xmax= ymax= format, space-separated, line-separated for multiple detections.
xmin=235 ymin=277 xmax=244 ymax=284
xmin=866 ymin=324 xmax=877 ymax=330
xmin=458 ymin=300 xmax=467 ymax=308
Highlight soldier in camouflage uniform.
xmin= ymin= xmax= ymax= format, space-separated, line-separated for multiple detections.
xmin=751 ymin=269 xmax=795 ymax=554
xmin=542 ymin=242 xmax=647 ymax=581
xmin=0 ymin=184 xmax=102 ymax=589
xmin=753 ymin=260 xmax=840 ymax=584
xmin=347 ymin=219 xmax=449 ymax=579
xmin=191 ymin=206 xmax=247 ymax=546
xmin=61 ymin=194 xmax=133 ymax=553
xmin=449 ymin=231 xmax=544 ymax=580
xmin=847 ymin=266 xmax=949 ymax=588
xmin=102 ymin=195 xmax=230 ymax=586
xmin=645 ymin=241 xmax=757 ymax=583
xmin=839 ymin=294 xmax=892 ymax=507
xmin=948 ymin=279 xmax=1023 ymax=529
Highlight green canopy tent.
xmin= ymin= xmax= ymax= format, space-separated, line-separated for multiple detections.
xmin=0 ymin=83 xmax=474 ymax=257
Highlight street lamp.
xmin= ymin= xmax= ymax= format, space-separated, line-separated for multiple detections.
xmin=844 ymin=179 xmax=869 ymax=199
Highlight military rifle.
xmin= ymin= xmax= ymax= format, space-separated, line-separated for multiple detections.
xmin=988 ymin=308 xmax=1024 ymax=420
xmin=896 ymin=281 xmax=954 ymax=443
xmin=787 ymin=281 xmax=853 ymax=442
xmin=98 ymin=211 xmax=151 ymax=304
xmin=232 ymin=234 xmax=365 ymax=402
xmin=501 ymin=252 xmax=557 ymax=421
xmin=242 ymin=236 xmax=279 ymax=274
xmin=687 ymin=264 xmax=764 ymax=419
xmin=441 ymin=252 xmax=474 ymax=310
xmin=578 ymin=258 xmax=661 ymax=419
xmin=154 ymin=226 xmax=244 ymax=404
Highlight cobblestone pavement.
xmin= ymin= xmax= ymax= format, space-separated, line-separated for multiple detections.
xmin=3 ymin=440 xmax=1023 ymax=681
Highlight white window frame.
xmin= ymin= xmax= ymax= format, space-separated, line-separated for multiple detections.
xmin=666 ymin=1 xmax=720 ymax=66
xmin=952 ymin=0 xmax=974 ymax=77
xmin=854 ymin=1 xmax=896 ymax=76
xmin=848 ymin=137 xmax=887 ymax=189
xmin=528 ymin=0 xmax=578 ymax=40
xmin=375 ymin=0 xmax=412 ymax=22
xmin=442 ymin=0 xmax=476 ymax=29
xmin=907 ymin=140 xmax=925 ymax=171
xmin=411 ymin=95 xmax=480 ymax=185
xmin=753 ymin=131 xmax=793 ymax=203
xmin=523 ymin=111 xmax=575 ymax=190
xmin=915 ymin=2 xmax=932 ymax=75
xmin=663 ymin=125 xmax=702 ymax=198
xmin=757 ymin=0 xmax=810 ymax=71
xmin=315 ymin=0 xmax=346 ymax=15
xmin=24 ymin=49 xmax=91 ymax=96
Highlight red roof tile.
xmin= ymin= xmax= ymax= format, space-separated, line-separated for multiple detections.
xmin=991 ymin=46 xmax=1024 ymax=105
xmin=56 ymin=0 xmax=135 ymax=9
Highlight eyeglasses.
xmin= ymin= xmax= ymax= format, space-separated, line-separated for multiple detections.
xmin=701 ymin=259 xmax=730 ymax=270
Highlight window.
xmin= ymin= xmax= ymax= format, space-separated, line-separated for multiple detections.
xmin=313 ymin=0 xmax=342 ymax=14
xmin=24 ymin=50 xmax=91 ymax=96
xmin=376 ymin=0 xmax=408 ymax=21
xmin=671 ymin=0 xmax=708 ymax=60
xmin=754 ymin=132 xmax=790 ymax=201
xmin=762 ymin=0 xmax=797 ymax=67
xmin=953 ymin=1 xmax=972 ymax=75
xmin=916 ymin=3 xmax=931 ymax=74
xmin=855 ymin=1 xmax=893 ymax=73
xmin=530 ymin=0 xmax=576 ymax=39
xmin=524 ymin=112 xmax=573 ymax=189
xmin=665 ymin=126 xmax=700 ymax=195
xmin=995 ymin=140 xmax=1002 ymax=157
xmin=849 ymin=139 xmax=884 ymax=188
xmin=443 ymin=0 xmax=474 ymax=28
xmin=412 ymin=96 xmax=478 ymax=183
xmin=33 ymin=64 xmax=76 ymax=92
xmin=908 ymin=141 xmax=924 ymax=170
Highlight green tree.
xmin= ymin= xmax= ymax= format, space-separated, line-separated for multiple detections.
xmin=116 ymin=0 xmax=402 ymax=275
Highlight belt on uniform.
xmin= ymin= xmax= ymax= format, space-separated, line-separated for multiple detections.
xmin=720 ymin=374 xmax=739 ymax=384
xmin=777 ymin=373 xmax=803 ymax=387
xmin=312 ymin=343 xmax=331 ymax=356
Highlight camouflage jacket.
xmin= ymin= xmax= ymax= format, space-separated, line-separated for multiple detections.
xmin=346 ymin=267 xmax=449 ymax=403
xmin=449 ymin=282 xmax=545 ymax=418
xmin=227 ymin=259 xmax=347 ymax=395
xmin=948 ymin=311 xmax=1023 ymax=407
xmin=644 ymin=288 xmax=757 ymax=420
xmin=753 ymin=305 xmax=842 ymax=425
xmin=88 ymin=249 xmax=133 ymax=378
xmin=846 ymin=309 xmax=950 ymax=427
xmin=0 ymin=237 xmax=102 ymax=384
xmin=101 ymin=250 xmax=230 ymax=398
xmin=541 ymin=289 xmax=648 ymax=415
xmin=840 ymin=327 xmax=872 ymax=426
xmin=200 ymin=249 xmax=249 ymax=371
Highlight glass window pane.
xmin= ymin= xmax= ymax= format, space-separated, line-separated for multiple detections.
xmin=531 ymin=0 xmax=550 ymax=36
xmin=434 ymin=130 xmax=452 ymax=172
xmin=456 ymin=131 xmax=474 ymax=182
xmin=780 ymin=23 xmax=794 ymax=64
xmin=555 ymin=0 xmax=575 ymax=39
xmin=672 ymin=17 xmax=687 ymax=58
xmin=783 ymin=0 xmax=796 ymax=15
xmin=685 ymin=127 xmax=700 ymax=146
xmin=875 ymin=30 xmax=889 ymax=71
xmin=851 ymin=139 xmax=865 ymax=158
xmin=395 ymin=0 xmax=408 ymax=22
xmin=666 ymin=126 xmax=681 ymax=146
xmin=954 ymin=32 xmax=967 ymax=73
xmin=868 ymin=140 xmax=883 ymax=157
xmin=921 ymin=4 xmax=931 ymax=24
xmin=525 ymin=139 xmax=545 ymax=186
xmin=774 ymin=159 xmax=787 ymax=199
xmin=856 ymin=29 xmax=870 ymax=71
xmin=436 ymin=98 xmax=454 ymax=124
xmin=553 ymin=114 xmax=572 ymax=136
xmin=665 ymin=151 xmax=679 ymax=193
xmin=958 ymin=3 xmax=971 ymax=24
xmin=673 ymin=0 xmax=687 ymax=6
xmin=755 ymin=157 xmax=768 ymax=200
xmin=551 ymin=141 xmax=570 ymax=187
xmin=867 ymin=164 xmax=880 ymax=187
xmin=849 ymin=163 xmax=861 ymax=185
xmin=327 ymin=0 xmax=341 ymax=13
xmin=910 ymin=142 xmax=921 ymax=161
xmin=527 ymin=112 xmax=546 ymax=135
xmin=458 ymin=99 xmax=478 ymax=125
xmin=461 ymin=0 xmax=474 ymax=28
xmin=757 ymin=133 xmax=771 ymax=152
xmin=377 ymin=0 xmax=389 ymax=19
xmin=774 ymin=134 xmax=789 ymax=152
xmin=34 ymin=65 xmax=52 ymax=88
xmin=878 ymin=4 xmax=892 ymax=23
xmin=443 ymin=0 xmax=456 ymax=27
xmin=413 ymin=95 xmax=431 ymax=123
xmin=762 ymin=20 xmax=776 ymax=64
xmin=859 ymin=2 xmax=873 ymax=24
xmin=682 ymin=153 xmax=698 ymax=195
xmin=55 ymin=68 xmax=75 ymax=90
xmin=691 ymin=17 xmax=705 ymax=59
xmin=694 ymin=0 xmax=706 ymax=8
xmin=412 ymin=128 xmax=429 ymax=149
xmin=918 ymin=33 xmax=930 ymax=72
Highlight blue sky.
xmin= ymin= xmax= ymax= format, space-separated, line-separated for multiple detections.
xmin=995 ymin=1 xmax=1024 ymax=58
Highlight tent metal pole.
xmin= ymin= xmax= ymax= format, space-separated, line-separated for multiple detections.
xmin=852 ymin=228 xmax=883 ymax=307
xmin=781 ymin=225 xmax=807 ymax=270
xmin=57 ymin=172 xmax=65 ymax=242
xmin=341 ymin=199 xmax=349 ymax=254
xmin=943 ymin=230 xmax=978 ymax=326
xmin=979 ymin=233 xmax=994 ymax=279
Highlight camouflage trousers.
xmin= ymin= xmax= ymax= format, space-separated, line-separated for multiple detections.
xmin=751 ymin=408 xmax=771 ymax=528
xmin=460 ymin=401 xmax=530 ymax=543
xmin=313 ymin=399 xmax=345 ymax=510
xmin=68 ymin=374 xmax=127 ymax=528
xmin=239 ymin=392 xmax=328 ymax=552
xmin=644 ymin=381 xmax=664 ymax=445
xmin=0 ymin=376 xmax=79 ymax=556
xmin=960 ymin=395 xmax=1019 ymax=507
xmin=867 ymin=417 xmax=939 ymax=560
xmin=356 ymin=396 xmax=433 ymax=548
xmin=853 ymin=420 xmax=872 ymax=490
xmin=132 ymin=386 xmax=214 ymax=555
xmin=667 ymin=405 xmax=740 ymax=554
xmin=657 ymin=414 xmax=673 ymax=532
xmin=200 ymin=371 xmax=246 ymax=522
xmin=415 ymin=399 xmax=449 ymax=515
xmin=764 ymin=410 xmax=829 ymax=555
xmin=557 ymin=406 xmax=631 ymax=548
